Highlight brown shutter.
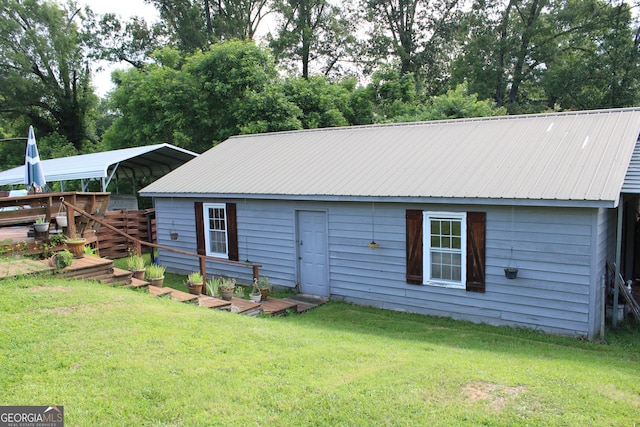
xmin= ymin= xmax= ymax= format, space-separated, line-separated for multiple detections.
xmin=466 ymin=212 xmax=486 ymax=293
xmin=406 ymin=210 xmax=423 ymax=284
xmin=226 ymin=203 xmax=238 ymax=261
xmin=194 ymin=202 xmax=206 ymax=255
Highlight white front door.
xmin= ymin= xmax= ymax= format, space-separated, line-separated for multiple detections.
xmin=297 ymin=210 xmax=329 ymax=297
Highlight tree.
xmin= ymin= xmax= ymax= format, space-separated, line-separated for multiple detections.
xmin=147 ymin=0 xmax=271 ymax=53
xmin=269 ymin=0 xmax=357 ymax=79
xmin=96 ymin=14 xmax=164 ymax=69
xmin=450 ymin=0 xmax=640 ymax=112
xmin=104 ymin=41 xmax=302 ymax=153
xmin=363 ymin=0 xmax=462 ymax=94
xmin=0 ymin=0 xmax=98 ymax=151
xmin=282 ymin=76 xmax=353 ymax=128
xmin=541 ymin=0 xmax=640 ymax=110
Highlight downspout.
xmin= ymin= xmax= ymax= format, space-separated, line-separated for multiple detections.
xmin=613 ymin=196 xmax=623 ymax=327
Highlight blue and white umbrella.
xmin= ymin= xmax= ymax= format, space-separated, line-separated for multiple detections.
xmin=24 ymin=125 xmax=46 ymax=191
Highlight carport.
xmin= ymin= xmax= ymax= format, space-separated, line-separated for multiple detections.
xmin=0 ymin=143 xmax=198 ymax=193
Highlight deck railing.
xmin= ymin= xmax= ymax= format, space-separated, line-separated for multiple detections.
xmin=60 ymin=199 xmax=261 ymax=285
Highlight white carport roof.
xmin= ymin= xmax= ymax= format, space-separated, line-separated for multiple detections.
xmin=0 ymin=144 xmax=198 ymax=190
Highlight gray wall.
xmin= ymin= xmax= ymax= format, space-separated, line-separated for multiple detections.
xmin=155 ymin=197 xmax=610 ymax=337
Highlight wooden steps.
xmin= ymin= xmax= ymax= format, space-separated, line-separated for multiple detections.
xmin=1 ymin=255 xmax=325 ymax=317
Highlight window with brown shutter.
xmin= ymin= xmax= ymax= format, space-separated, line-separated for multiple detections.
xmin=406 ymin=210 xmax=423 ymax=284
xmin=406 ymin=209 xmax=485 ymax=293
xmin=194 ymin=202 xmax=238 ymax=261
xmin=466 ymin=212 xmax=486 ymax=293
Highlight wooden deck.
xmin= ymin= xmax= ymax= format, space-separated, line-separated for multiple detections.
xmin=0 ymin=255 xmax=325 ymax=316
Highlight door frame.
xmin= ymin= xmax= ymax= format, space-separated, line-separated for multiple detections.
xmin=295 ymin=209 xmax=330 ymax=296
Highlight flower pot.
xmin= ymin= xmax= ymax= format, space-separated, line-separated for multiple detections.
xmin=259 ymin=288 xmax=269 ymax=301
xmin=132 ymin=269 xmax=146 ymax=281
xmin=34 ymin=222 xmax=49 ymax=233
xmin=249 ymin=293 xmax=261 ymax=303
xmin=504 ymin=268 xmax=518 ymax=279
xmin=170 ymin=232 xmax=179 ymax=240
xmin=148 ymin=277 xmax=164 ymax=287
xmin=220 ymin=287 xmax=234 ymax=301
xmin=55 ymin=216 xmax=68 ymax=227
xmin=66 ymin=238 xmax=86 ymax=258
xmin=188 ymin=283 xmax=203 ymax=295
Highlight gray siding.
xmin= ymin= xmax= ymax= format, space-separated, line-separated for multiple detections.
xmin=155 ymin=197 xmax=603 ymax=337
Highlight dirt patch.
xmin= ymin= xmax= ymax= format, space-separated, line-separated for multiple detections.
xmin=44 ymin=306 xmax=74 ymax=315
xmin=463 ymin=381 xmax=527 ymax=411
xmin=31 ymin=286 xmax=70 ymax=292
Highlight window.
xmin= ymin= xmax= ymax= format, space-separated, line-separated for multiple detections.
xmin=424 ymin=212 xmax=466 ymax=288
xmin=406 ymin=210 xmax=485 ymax=292
xmin=203 ymin=203 xmax=228 ymax=258
xmin=195 ymin=202 xmax=238 ymax=261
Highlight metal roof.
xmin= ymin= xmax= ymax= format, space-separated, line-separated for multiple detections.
xmin=0 ymin=144 xmax=198 ymax=188
xmin=141 ymin=108 xmax=640 ymax=207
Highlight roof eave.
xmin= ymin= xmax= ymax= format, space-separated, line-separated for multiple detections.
xmin=140 ymin=191 xmax=617 ymax=208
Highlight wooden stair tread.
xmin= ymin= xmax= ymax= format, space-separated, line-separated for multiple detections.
xmin=229 ymin=297 xmax=262 ymax=315
xmin=128 ymin=277 xmax=149 ymax=289
xmin=166 ymin=288 xmax=199 ymax=303
xmin=260 ymin=298 xmax=298 ymax=315
xmin=198 ymin=295 xmax=232 ymax=309
xmin=148 ymin=285 xmax=173 ymax=297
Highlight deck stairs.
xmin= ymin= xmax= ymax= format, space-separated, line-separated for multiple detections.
xmin=29 ymin=256 xmax=323 ymax=316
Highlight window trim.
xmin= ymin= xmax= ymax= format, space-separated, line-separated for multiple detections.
xmin=203 ymin=202 xmax=229 ymax=259
xmin=423 ymin=211 xmax=467 ymax=289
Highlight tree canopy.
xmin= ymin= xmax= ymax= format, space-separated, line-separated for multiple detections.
xmin=0 ymin=0 xmax=639 ymax=161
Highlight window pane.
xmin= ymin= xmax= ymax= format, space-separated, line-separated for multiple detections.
xmin=452 ymin=236 xmax=461 ymax=249
xmin=431 ymin=220 xmax=440 ymax=235
xmin=442 ymin=220 xmax=450 ymax=235
xmin=452 ymin=221 xmax=460 ymax=235
xmin=442 ymin=236 xmax=451 ymax=249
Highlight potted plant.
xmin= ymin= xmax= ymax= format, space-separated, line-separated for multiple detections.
xmin=219 ymin=277 xmax=236 ymax=301
xmin=186 ymin=271 xmax=204 ymax=295
xmin=249 ymin=278 xmax=262 ymax=302
xmin=127 ymin=254 xmax=146 ymax=280
xmin=65 ymin=236 xmax=87 ymax=258
xmin=146 ymin=264 xmax=166 ymax=287
xmin=257 ymin=276 xmax=272 ymax=301
xmin=49 ymin=249 xmax=74 ymax=270
xmin=34 ymin=216 xmax=49 ymax=233
xmin=206 ymin=277 xmax=220 ymax=298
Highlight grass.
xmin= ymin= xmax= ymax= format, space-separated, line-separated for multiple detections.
xmin=1 ymin=274 xmax=640 ymax=426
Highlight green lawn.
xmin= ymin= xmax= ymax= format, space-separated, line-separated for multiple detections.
xmin=1 ymin=274 xmax=639 ymax=426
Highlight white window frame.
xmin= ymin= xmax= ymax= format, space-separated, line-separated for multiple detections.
xmin=423 ymin=211 xmax=466 ymax=289
xmin=203 ymin=203 xmax=229 ymax=259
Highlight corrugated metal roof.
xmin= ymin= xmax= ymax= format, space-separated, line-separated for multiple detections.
xmin=622 ymin=133 xmax=640 ymax=193
xmin=141 ymin=108 xmax=640 ymax=207
xmin=0 ymin=144 xmax=198 ymax=186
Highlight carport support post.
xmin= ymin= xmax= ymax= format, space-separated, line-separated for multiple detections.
xmin=613 ymin=199 xmax=623 ymax=327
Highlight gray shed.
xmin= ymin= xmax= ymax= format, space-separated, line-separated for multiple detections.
xmin=141 ymin=108 xmax=640 ymax=338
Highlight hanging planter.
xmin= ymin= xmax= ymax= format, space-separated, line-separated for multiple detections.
xmin=55 ymin=215 xmax=68 ymax=228
xmin=504 ymin=267 xmax=518 ymax=279
xmin=55 ymin=197 xmax=68 ymax=228
xmin=504 ymin=247 xmax=518 ymax=279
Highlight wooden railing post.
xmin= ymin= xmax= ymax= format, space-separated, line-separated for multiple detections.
xmin=61 ymin=199 xmax=260 ymax=285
